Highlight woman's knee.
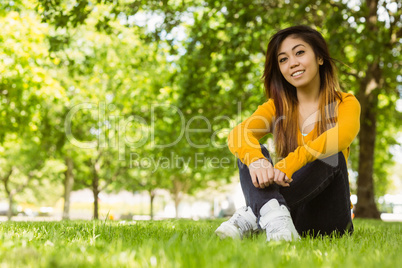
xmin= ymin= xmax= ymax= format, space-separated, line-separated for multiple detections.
xmin=320 ymin=152 xmax=347 ymax=172
xmin=292 ymin=152 xmax=346 ymax=180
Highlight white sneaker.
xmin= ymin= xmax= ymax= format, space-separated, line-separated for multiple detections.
xmin=215 ymin=206 xmax=259 ymax=239
xmin=259 ymin=199 xmax=300 ymax=242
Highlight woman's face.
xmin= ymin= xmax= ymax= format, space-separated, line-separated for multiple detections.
xmin=277 ymin=36 xmax=323 ymax=91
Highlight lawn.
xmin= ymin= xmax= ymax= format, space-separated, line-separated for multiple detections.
xmin=0 ymin=219 xmax=401 ymax=267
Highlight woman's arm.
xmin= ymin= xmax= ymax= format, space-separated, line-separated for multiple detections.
xmin=227 ymin=99 xmax=276 ymax=166
xmin=274 ymin=93 xmax=361 ymax=179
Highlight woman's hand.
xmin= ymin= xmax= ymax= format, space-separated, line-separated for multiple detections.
xmin=273 ymin=168 xmax=291 ymax=187
xmin=248 ymin=158 xmax=275 ymax=188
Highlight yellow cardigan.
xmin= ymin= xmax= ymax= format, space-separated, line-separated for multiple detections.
xmin=227 ymin=92 xmax=361 ymax=179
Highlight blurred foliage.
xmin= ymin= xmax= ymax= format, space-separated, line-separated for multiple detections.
xmin=0 ymin=0 xmax=400 ymax=218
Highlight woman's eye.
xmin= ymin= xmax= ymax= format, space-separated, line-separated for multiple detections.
xmin=279 ymin=57 xmax=287 ymax=63
xmin=296 ymin=50 xmax=305 ymax=56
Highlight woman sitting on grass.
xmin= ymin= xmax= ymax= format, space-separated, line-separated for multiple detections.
xmin=215 ymin=25 xmax=360 ymax=241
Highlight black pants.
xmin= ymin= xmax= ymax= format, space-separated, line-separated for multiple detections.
xmin=238 ymin=144 xmax=354 ymax=237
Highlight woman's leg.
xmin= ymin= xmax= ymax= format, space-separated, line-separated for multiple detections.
xmin=238 ymin=144 xmax=353 ymax=236
xmin=280 ymin=152 xmax=353 ymax=237
xmin=238 ymin=145 xmax=287 ymax=216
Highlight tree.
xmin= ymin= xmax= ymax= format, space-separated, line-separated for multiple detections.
xmin=0 ymin=134 xmax=65 ymax=220
xmin=44 ymin=6 xmax=172 ymax=219
xmin=353 ymin=0 xmax=401 ymax=218
xmin=0 ymin=5 xmax=67 ymax=219
xmin=167 ymin=0 xmax=402 ymax=218
xmin=19 ymin=0 xmax=402 ymax=219
xmin=317 ymin=0 xmax=402 ymax=218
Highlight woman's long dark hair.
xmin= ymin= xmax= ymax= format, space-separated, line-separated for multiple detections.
xmin=262 ymin=25 xmax=342 ymax=158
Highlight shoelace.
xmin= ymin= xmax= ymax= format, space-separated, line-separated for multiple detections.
xmin=228 ymin=207 xmax=253 ymax=234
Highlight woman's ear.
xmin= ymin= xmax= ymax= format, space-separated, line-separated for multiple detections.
xmin=318 ymin=57 xmax=324 ymax=65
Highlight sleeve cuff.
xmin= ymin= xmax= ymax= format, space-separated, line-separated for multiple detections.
xmin=242 ymin=151 xmax=266 ymax=166
xmin=274 ymin=156 xmax=303 ymax=179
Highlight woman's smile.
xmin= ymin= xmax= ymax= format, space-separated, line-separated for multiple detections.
xmin=277 ymin=36 xmax=323 ymax=91
xmin=291 ymin=70 xmax=305 ymax=78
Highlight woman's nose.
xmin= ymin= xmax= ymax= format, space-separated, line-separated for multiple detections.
xmin=289 ymin=56 xmax=300 ymax=68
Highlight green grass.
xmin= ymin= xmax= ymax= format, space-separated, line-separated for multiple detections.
xmin=0 ymin=219 xmax=401 ymax=267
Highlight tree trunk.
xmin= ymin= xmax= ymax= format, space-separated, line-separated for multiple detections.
xmin=172 ymin=179 xmax=184 ymax=218
xmin=149 ymin=189 xmax=156 ymax=220
xmin=355 ymin=0 xmax=381 ymax=219
xmin=1 ymin=167 xmax=14 ymax=221
xmin=62 ymin=157 xmax=74 ymax=220
xmin=174 ymin=194 xmax=180 ymax=219
xmin=7 ymin=194 xmax=14 ymax=221
xmin=173 ymin=190 xmax=183 ymax=219
xmin=355 ymin=88 xmax=381 ymax=218
xmin=171 ymin=178 xmax=189 ymax=218
xmin=92 ymin=175 xmax=99 ymax=220
xmin=92 ymin=161 xmax=101 ymax=220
